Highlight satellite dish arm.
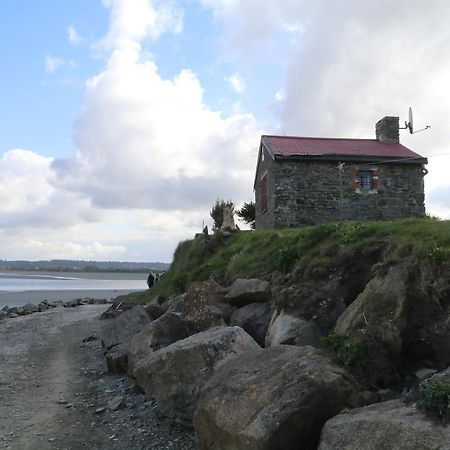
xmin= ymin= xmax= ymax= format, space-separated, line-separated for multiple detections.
xmin=412 ymin=125 xmax=431 ymax=134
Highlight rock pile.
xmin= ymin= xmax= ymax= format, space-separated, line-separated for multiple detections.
xmin=99 ymin=277 xmax=362 ymax=449
xmin=99 ymin=252 xmax=450 ymax=449
xmin=0 ymin=298 xmax=109 ymax=320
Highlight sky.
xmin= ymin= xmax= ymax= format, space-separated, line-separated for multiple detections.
xmin=0 ymin=0 xmax=449 ymax=263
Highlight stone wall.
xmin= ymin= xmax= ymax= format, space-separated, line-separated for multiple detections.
xmin=254 ymin=146 xmax=277 ymax=229
xmin=255 ymin=153 xmax=426 ymax=229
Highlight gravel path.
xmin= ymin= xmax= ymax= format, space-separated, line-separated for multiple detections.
xmin=0 ymin=305 xmax=196 ymax=450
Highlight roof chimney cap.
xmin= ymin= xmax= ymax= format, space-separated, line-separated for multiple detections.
xmin=376 ymin=116 xmax=399 ymax=144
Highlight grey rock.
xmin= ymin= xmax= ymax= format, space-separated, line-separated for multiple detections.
xmin=128 ymin=312 xmax=187 ymax=377
xmin=319 ymin=399 xmax=450 ymax=450
xmin=230 ymin=302 xmax=271 ymax=346
xmin=107 ymin=396 xmax=125 ymax=411
xmin=194 ymin=345 xmax=360 ymax=450
xmin=101 ymin=305 xmax=152 ymax=352
xmin=134 ymin=326 xmax=260 ymax=423
xmin=160 ymin=294 xmax=186 ymax=314
xmin=101 ymin=305 xmax=152 ymax=374
xmin=182 ymin=280 xmax=228 ymax=335
xmin=336 ymin=265 xmax=409 ymax=354
xmin=105 ymin=343 xmax=128 ymax=374
xmin=22 ymin=303 xmax=39 ymax=314
xmin=144 ymin=295 xmax=165 ymax=319
xmin=265 ymin=313 xmax=321 ymax=348
xmin=225 ymin=278 xmax=271 ymax=305
xmin=415 ymin=368 xmax=438 ymax=381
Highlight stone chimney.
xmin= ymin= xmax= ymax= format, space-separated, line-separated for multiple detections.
xmin=375 ymin=116 xmax=399 ymax=144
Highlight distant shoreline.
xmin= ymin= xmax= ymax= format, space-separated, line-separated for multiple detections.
xmin=0 ymin=268 xmax=160 ymax=273
xmin=0 ymin=288 xmax=142 ymax=309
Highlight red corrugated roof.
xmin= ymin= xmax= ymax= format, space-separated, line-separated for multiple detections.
xmin=262 ymin=135 xmax=425 ymax=160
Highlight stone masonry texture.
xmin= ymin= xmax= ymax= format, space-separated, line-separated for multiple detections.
xmin=255 ymin=146 xmax=426 ymax=229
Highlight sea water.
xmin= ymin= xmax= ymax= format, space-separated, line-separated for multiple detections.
xmin=0 ymin=271 xmax=148 ymax=308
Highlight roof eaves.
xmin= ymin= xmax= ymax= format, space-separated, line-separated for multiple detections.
xmin=273 ymin=154 xmax=428 ymax=164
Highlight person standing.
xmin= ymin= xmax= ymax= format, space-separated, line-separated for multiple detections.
xmin=147 ymin=271 xmax=155 ymax=289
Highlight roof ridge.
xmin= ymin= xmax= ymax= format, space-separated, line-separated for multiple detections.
xmin=263 ymin=135 xmax=380 ymax=142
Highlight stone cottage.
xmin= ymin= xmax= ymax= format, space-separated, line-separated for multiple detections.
xmin=254 ymin=116 xmax=428 ymax=229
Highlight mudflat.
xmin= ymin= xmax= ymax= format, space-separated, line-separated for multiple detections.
xmin=0 ymin=305 xmax=196 ymax=450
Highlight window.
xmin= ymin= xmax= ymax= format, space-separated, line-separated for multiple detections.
xmin=359 ymin=170 xmax=373 ymax=190
xmin=260 ymin=174 xmax=268 ymax=213
xmin=352 ymin=169 xmax=380 ymax=192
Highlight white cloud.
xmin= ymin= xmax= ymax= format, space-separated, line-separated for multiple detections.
xmin=0 ymin=149 xmax=100 ymax=229
xmin=0 ymin=150 xmax=54 ymax=213
xmin=53 ymin=0 xmax=261 ymax=214
xmin=275 ymin=90 xmax=285 ymax=102
xmin=45 ymin=56 xmax=65 ymax=73
xmin=1 ymin=0 xmax=262 ymax=261
xmin=99 ymin=0 xmax=183 ymax=52
xmin=45 ymin=55 xmax=76 ymax=73
xmin=226 ymin=72 xmax=246 ymax=93
xmin=68 ymin=25 xmax=82 ymax=45
xmin=0 ymin=239 xmax=126 ymax=261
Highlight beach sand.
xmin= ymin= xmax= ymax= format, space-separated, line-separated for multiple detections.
xmin=0 ymin=289 xmax=142 ymax=309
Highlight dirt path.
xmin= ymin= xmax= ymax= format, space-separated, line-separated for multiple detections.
xmin=0 ymin=305 xmax=196 ymax=450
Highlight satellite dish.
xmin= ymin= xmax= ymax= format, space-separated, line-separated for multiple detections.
xmin=403 ymin=106 xmax=430 ymax=134
xmin=408 ymin=107 xmax=414 ymax=134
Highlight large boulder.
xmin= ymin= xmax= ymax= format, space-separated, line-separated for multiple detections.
xmin=128 ymin=312 xmax=187 ymax=377
xmin=336 ymin=265 xmax=409 ymax=355
xmin=334 ymin=264 xmax=411 ymax=385
xmin=100 ymin=305 xmax=152 ymax=374
xmin=134 ymin=326 xmax=260 ymax=423
xmin=230 ymin=302 xmax=271 ymax=346
xmin=265 ymin=312 xmax=321 ymax=348
xmin=225 ymin=278 xmax=271 ymax=306
xmin=182 ymin=280 xmax=233 ymax=335
xmin=194 ymin=345 xmax=360 ymax=450
xmin=318 ymin=399 xmax=450 ymax=450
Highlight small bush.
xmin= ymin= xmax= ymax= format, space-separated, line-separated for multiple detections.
xmin=321 ymin=331 xmax=367 ymax=373
xmin=422 ymin=243 xmax=450 ymax=264
xmin=277 ymin=246 xmax=299 ymax=273
xmin=419 ymin=377 xmax=450 ymax=422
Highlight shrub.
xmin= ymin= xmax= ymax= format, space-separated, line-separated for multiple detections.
xmin=210 ymin=198 xmax=234 ymax=230
xmin=236 ymin=201 xmax=256 ymax=229
xmin=419 ymin=377 xmax=450 ymax=422
xmin=277 ymin=246 xmax=299 ymax=273
xmin=321 ymin=331 xmax=367 ymax=373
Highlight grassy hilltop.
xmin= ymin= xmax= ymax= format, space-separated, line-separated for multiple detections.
xmin=125 ymin=216 xmax=450 ymax=303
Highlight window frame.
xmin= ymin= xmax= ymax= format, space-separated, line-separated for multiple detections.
xmin=353 ymin=168 xmax=380 ymax=194
xmin=359 ymin=170 xmax=373 ymax=190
